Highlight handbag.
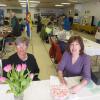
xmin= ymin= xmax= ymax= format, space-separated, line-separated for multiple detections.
xmin=91 ymin=71 xmax=100 ymax=85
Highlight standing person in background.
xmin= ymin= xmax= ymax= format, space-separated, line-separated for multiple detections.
xmin=57 ymin=36 xmax=91 ymax=93
xmin=63 ymin=16 xmax=71 ymax=31
xmin=95 ymin=21 xmax=100 ymax=44
xmin=37 ymin=15 xmax=42 ymax=33
xmin=10 ymin=12 xmax=21 ymax=36
xmin=2 ymin=37 xmax=40 ymax=81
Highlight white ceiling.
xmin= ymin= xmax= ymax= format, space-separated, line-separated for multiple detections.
xmin=0 ymin=0 xmax=96 ymax=8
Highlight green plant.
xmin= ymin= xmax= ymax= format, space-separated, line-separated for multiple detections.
xmin=0 ymin=64 xmax=33 ymax=96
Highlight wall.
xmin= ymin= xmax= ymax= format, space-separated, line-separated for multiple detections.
xmin=75 ymin=1 xmax=100 ymax=25
xmin=64 ymin=5 xmax=75 ymax=17
xmin=2 ymin=7 xmax=65 ymax=21
xmin=39 ymin=8 xmax=64 ymax=16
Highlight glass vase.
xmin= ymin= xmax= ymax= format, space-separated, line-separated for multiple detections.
xmin=14 ymin=94 xmax=23 ymax=100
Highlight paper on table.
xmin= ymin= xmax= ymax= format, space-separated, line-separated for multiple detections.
xmin=50 ymin=76 xmax=80 ymax=99
xmin=50 ymin=76 xmax=60 ymax=86
xmin=0 ymin=84 xmax=10 ymax=94
xmin=50 ymin=76 xmax=70 ymax=100
xmin=0 ymin=93 xmax=14 ymax=100
xmin=86 ymin=80 xmax=96 ymax=89
xmin=68 ymin=94 xmax=79 ymax=100
xmin=0 ymin=84 xmax=14 ymax=100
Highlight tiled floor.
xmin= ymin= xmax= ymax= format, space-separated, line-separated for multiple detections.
xmin=2 ymin=27 xmax=100 ymax=80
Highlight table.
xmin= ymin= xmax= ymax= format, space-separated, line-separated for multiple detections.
xmin=0 ymin=76 xmax=100 ymax=100
xmin=53 ymin=27 xmax=100 ymax=56
xmin=83 ymin=38 xmax=100 ymax=56
xmin=0 ymin=26 xmax=12 ymax=52
xmin=72 ymin=23 xmax=97 ymax=34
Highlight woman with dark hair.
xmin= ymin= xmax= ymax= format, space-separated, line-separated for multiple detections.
xmin=57 ymin=35 xmax=91 ymax=93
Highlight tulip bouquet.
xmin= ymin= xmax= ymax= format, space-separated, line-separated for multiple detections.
xmin=0 ymin=64 xmax=33 ymax=96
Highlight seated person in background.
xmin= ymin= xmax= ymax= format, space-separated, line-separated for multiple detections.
xmin=55 ymin=25 xmax=67 ymax=54
xmin=95 ymin=26 xmax=100 ymax=44
xmin=57 ymin=36 xmax=91 ymax=93
xmin=45 ymin=22 xmax=53 ymax=43
xmin=2 ymin=37 xmax=40 ymax=81
xmin=49 ymin=35 xmax=62 ymax=64
xmin=55 ymin=25 xmax=66 ymax=41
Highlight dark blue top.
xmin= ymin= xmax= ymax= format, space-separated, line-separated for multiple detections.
xmin=63 ymin=18 xmax=71 ymax=31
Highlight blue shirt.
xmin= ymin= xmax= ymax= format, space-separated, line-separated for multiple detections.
xmin=57 ymin=51 xmax=91 ymax=81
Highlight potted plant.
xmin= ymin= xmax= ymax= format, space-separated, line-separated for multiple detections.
xmin=0 ymin=64 xmax=34 ymax=100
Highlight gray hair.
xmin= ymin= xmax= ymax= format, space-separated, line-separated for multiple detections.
xmin=15 ymin=37 xmax=30 ymax=47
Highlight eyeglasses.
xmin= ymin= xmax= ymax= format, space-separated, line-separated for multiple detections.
xmin=16 ymin=44 xmax=27 ymax=49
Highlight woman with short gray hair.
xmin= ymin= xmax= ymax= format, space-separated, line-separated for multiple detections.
xmin=2 ymin=37 xmax=40 ymax=80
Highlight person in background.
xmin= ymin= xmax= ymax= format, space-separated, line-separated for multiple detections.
xmin=57 ymin=36 xmax=91 ymax=93
xmin=95 ymin=21 xmax=100 ymax=44
xmin=37 ymin=15 xmax=42 ymax=33
xmin=95 ymin=27 xmax=100 ymax=44
xmin=2 ymin=37 xmax=40 ymax=81
xmin=56 ymin=25 xmax=66 ymax=41
xmin=55 ymin=25 xmax=67 ymax=54
xmin=63 ymin=16 xmax=71 ymax=31
xmin=49 ymin=35 xmax=62 ymax=64
xmin=45 ymin=22 xmax=53 ymax=43
xmin=10 ymin=12 xmax=21 ymax=36
xmin=18 ymin=18 xmax=23 ymax=34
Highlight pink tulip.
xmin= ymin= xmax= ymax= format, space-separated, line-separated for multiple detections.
xmin=29 ymin=73 xmax=34 ymax=79
xmin=3 ymin=64 xmax=12 ymax=72
xmin=21 ymin=64 xmax=27 ymax=71
xmin=16 ymin=64 xmax=22 ymax=72
xmin=0 ymin=76 xmax=7 ymax=82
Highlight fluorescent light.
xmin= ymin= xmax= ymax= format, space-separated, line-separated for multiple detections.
xmin=69 ymin=0 xmax=78 ymax=2
xmin=29 ymin=4 xmax=38 ymax=6
xmin=61 ymin=3 xmax=71 ymax=5
xmin=30 ymin=6 xmax=37 ymax=7
xmin=55 ymin=5 xmax=63 ymax=7
xmin=0 ymin=4 xmax=7 ymax=7
xmin=20 ymin=3 xmax=26 ymax=5
xmin=19 ymin=0 xmax=40 ymax=3
xmin=20 ymin=3 xmax=38 ymax=5
xmin=30 ymin=1 xmax=40 ymax=3
xmin=21 ymin=5 xmax=26 ymax=7
xmin=21 ymin=5 xmax=36 ymax=8
xmin=19 ymin=0 xmax=27 ymax=3
xmin=21 ymin=4 xmax=38 ymax=7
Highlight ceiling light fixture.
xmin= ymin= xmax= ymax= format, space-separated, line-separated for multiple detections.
xmin=21 ymin=5 xmax=37 ymax=8
xmin=69 ymin=0 xmax=78 ymax=2
xmin=61 ymin=3 xmax=71 ymax=5
xmin=20 ymin=2 xmax=26 ymax=5
xmin=55 ymin=4 xmax=63 ymax=7
xmin=19 ymin=0 xmax=40 ymax=3
xmin=0 ymin=4 xmax=7 ymax=7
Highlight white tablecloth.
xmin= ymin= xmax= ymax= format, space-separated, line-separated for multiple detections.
xmin=54 ymin=28 xmax=100 ymax=56
xmin=0 ymin=76 xmax=100 ymax=100
xmin=83 ymin=38 xmax=100 ymax=56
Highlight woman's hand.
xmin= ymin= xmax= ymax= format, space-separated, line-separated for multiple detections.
xmin=58 ymin=70 xmax=67 ymax=85
xmin=70 ymin=79 xmax=88 ymax=94
xmin=70 ymin=84 xmax=82 ymax=94
xmin=60 ymin=78 xmax=67 ymax=85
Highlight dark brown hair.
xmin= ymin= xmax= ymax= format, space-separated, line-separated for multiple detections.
xmin=67 ymin=35 xmax=84 ymax=55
